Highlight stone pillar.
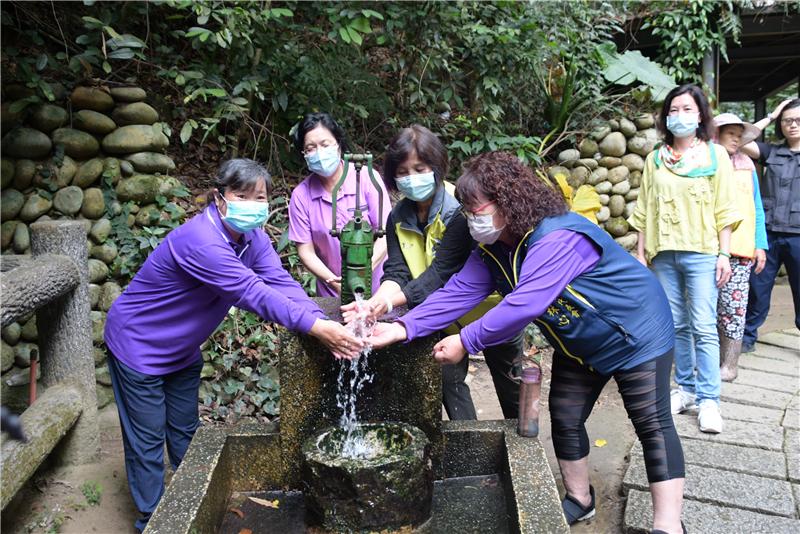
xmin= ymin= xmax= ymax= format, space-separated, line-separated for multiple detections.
xmin=30 ymin=220 xmax=99 ymax=463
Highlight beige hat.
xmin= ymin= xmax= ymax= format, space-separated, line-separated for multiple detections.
xmin=713 ymin=113 xmax=760 ymax=144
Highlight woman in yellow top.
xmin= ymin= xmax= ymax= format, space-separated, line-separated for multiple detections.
xmin=628 ymin=84 xmax=741 ymax=435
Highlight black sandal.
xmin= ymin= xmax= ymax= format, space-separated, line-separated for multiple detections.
xmin=651 ymin=520 xmax=687 ymax=534
xmin=561 ymin=484 xmax=595 ymax=525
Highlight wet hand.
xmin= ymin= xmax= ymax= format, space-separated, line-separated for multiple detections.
xmin=341 ymin=297 xmax=380 ymax=325
xmin=754 ymin=249 xmax=767 ymax=274
xmin=716 ymin=254 xmax=732 ymax=288
xmin=309 ymin=319 xmax=363 ymax=360
xmin=365 ymin=322 xmax=406 ymax=349
xmin=433 ymin=334 xmax=467 ymax=366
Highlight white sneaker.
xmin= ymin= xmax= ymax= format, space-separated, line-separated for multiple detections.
xmin=698 ymin=400 xmax=723 ymax=433
xmin=670 ymin=387 xmax=696 ymax=415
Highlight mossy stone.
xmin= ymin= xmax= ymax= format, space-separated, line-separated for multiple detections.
xmin=89 ymin=218 xmax=112 ymax=244
xmin=13 ymin=159 xmax=37 ymax=190
xmin=96 ymin=384 xmax=115 ymax=408
xmin=103 ymin=158 xmax=122 ymax=185
xmin=598 ymin=156 xmax=622 ymax=169
xmin=557 ymin=149 xmax=580 ymax=168
xmin=1 ymin=340 xmax=13 ymax=372
xmin=587 ymin=167 xmax=608 ymax=186
xmin=576 ymin=158 xmax=598 ymax=170
xmin=102 ymin=125 xmax=169 ymax=155
xmin=135 ymin=204 xmax=161 ymax=226
xmin=116 ymin=174 xmax=181 ymax=203
xmin=12 ymin=222 xmax=29 ymax=253
xmin=608 ymin=194 xmax=626 ymax=217
xmin=73 ymin=158 xmax=104 ymax=188
xmin=604 ymin=216 xmax=630 ymax=237
xmin=569 ymin=166 xmax=590 ymax=188
xmin=89 ymin=284 xmax=101 ymax=308
xmin=81 ymin=188 xmax=106 ymax=219
xmin=2 ymin=323 xmax=21 ymax=346
xmin=109 ymin=87 xmax=147 ymax=102
xmin=125 ymin=152 xmax=176 ymax=174
xmin=91 ymin=311 xmax=106 ymax=344
xmin=1 ymin=221 xmax=18 ymax=249
xmin=90 ymin=242 xmax=118 ymax=264
xmin=53 ymin=185 xmax=84 ymax=215
xmin=594 ymin=181 xmax=613 ymax=195
xmin=112 ymin=102 xmax=159 ymax=126
xmin=29 ymin=104 xmax=68 ymax=133
xmin=2 ymin=158 xmax=15 ymax=187
xmin=611 ymin=180 xmax=631 ymax=195
xmin=120 ymin=160 xmax=135 ymax=176
xmin=619 ymin=118 xmax=637 ymax=138
xmin=13 ymin=342 xmax=38 ymax=368
xmin=51 ymin=127 xmax=100 ymax=159
xmin=73 ymin=109 xmax=117 ymax=135
xmin=1 ymin=127 xmax=53 ymax=159
xmin=621 ymin=153 xmax=645 ymax=173
xmin=19 ymin=194 xmax=52 ymax=222
xmin=607 ymin=165 xmax=630 ymax=185
xmin=33 ymin=155 xmax=78 ymax=189
xmin=1 ymin=189 xmax=25 ymax=221
xmin=635 ymin=113 xmax=655 ymax=129
xmin=21 ymin=315 xmax=37 ymax=341
xmin=598 ymin=132 xmax=627 ymax=157
xmin=99 ymin=282 xmax=122 ymax=312
xmin=578 ymin=138 xmax=599 ymax=158
xmin=70 ymin=86 xmax=114 ymax=112
xmin=88 ymin=258 xmax=109 ymax=284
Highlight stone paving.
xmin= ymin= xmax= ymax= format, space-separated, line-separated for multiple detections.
xmin=623 ymin=328 xmax=800 ymax=533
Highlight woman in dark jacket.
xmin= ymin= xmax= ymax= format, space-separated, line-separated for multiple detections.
xmin=342 ymin=125 xmax=523 ymax=419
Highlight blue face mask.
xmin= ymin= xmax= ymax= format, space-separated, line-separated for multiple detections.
xmin=396 ymin=171 xmax=436 ymax=202
xmin=666 ymin=113 xmax=700 ymax=138
xmin=305 ymin=145 xmax=341 ymax=177
xmin=220 ymin=197 xmax=269 ymax=233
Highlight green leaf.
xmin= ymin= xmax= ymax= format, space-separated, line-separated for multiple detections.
xmin=268 ymin=8 xmax=293 ymax=18
xmin=351 ymin=17 xmax=371 ymax=34
xmin=180 ymin=121 xmax=193 ymax=144
xmin=361 ymin=9 xmax=384 ymax=20
xmin=347 ymin=26 xmax=362 ymax=45
xmin=338 ymin=26 xmax=350 ymax=43
xmin=107 ymin=34 xmax=146 ymax=49
xmin=186 ymin=26 xmax=211 ymax=38
xmin=36 ymin=54 xmax=48 ymax=71
xmin=602 ymin=50 xmax=676 ymax=100
xmin=107 ymin=48 xmax=135 ymax=60
xmin=102 ymin=60 xmax=111 ymax=73
xmin=8 ymin=96 xmax=40 ymax=113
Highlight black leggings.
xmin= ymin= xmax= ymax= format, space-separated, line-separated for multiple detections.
xmin=549 ymin=350 xmax=685 ymax=483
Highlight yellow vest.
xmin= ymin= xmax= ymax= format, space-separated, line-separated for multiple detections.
xmin=729 ymin=168 xmax=756 ymax=259
xmin=395 ymin=183 xmax=501 ymax=335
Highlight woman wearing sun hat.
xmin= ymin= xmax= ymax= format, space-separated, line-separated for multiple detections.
xmin=712 ymin=113 xmax=768 ymax=381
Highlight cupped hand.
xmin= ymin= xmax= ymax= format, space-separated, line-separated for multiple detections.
xmin=754 ymin=249 xmax=767 ymax=274
xmin=716 ymin=255 xmax=732 ymax=288
xmin=309 ymin=319 xmax=363 ymax=360
xmin=433 ymin=334 xmax=467 ymax=366
xmin=365 ymin=322 xmax=407 ymax=350
xmin=341 ymin=297 xmax=380 ymax=326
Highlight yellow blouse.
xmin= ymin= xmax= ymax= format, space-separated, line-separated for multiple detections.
xmin=628 ymin=142 xmax=742 ymax=262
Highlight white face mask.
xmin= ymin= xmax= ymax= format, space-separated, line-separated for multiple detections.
xmin=466 ymin=210 xmax=505 ymax=245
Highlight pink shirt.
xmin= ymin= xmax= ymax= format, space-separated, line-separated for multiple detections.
xmin=289 ymin=163 xmax=391 ymax=297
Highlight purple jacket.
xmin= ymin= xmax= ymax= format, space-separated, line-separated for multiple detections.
xmin=105 ymin=203 xmax=324 ymax=375
xmin=399 ymin=230 xmax=600 ymax=354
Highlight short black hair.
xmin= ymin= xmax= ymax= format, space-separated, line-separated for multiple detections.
xmin=292 ymin=112 xmax=348 ymax=154
xmin=215 ymin=159 xmax=271 ymax=196
xmin=383 ymin=125 xmax=449 ymax=192
xmin=776 ymin=98 xmax=800 ymax=140
xmin=658 ymin=84 xmax=715 ymax=146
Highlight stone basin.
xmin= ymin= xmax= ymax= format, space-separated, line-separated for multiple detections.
xmin=302 ymin=422 xmax=434 ymax=532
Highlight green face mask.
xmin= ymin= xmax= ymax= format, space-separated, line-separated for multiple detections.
xmin=220 ymin=197 xmax=269 ymax=233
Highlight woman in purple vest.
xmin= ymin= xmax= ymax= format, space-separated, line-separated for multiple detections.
xmin=105 ymin=159 xmax=362 ymax=532
xmin=367 ymin=152 xmax=685 ymax=534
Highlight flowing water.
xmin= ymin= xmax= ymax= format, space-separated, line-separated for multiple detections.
xmin=335 ymin=293 xmax=377 ymax=459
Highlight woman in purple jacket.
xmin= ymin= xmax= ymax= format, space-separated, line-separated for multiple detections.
xmin=105 ymin=159 xmax=362 ymax=532
xmin=368 ymin=152 xmax=685 ymax=534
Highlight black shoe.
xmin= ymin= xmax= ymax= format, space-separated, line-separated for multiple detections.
xmin=561 ymin=485 xmax=595 ymax=525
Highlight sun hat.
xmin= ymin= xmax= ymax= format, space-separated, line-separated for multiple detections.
xmin=713 ymin=113 xmax=760 ymax=144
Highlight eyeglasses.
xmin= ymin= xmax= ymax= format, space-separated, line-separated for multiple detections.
xmin=781 ymin=118 xmax=800 ymax=127
xmin=303 ymin=141 xmax=338 ymax=155
xmin=461 ymin=200 xmax=496 ymax=219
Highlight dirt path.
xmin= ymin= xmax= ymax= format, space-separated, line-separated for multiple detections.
xmin=2 ymin=283 xmax=795 ymax=534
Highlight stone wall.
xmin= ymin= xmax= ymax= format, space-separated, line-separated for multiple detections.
xmin=1 ymin=84 xmax=184 ymax=412
xmin=549 ymin=113 xmax=659 ymax=251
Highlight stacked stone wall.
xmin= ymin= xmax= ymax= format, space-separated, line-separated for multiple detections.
xmin=1 ymin=84 xmax=184 ymax=411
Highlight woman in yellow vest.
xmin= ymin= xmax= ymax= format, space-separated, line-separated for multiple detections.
xmin=342 ymin=125 xmax=523 ymax=419
xmin=712 ymin=113 xmax=768 ymax=381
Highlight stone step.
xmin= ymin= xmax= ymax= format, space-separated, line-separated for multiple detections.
xmin=784 ymin=409 xmax=800 ymax=430
xmin=624 ymin=455 xmax=796 ymax=517
xmin=623 ymin=489 xmax=800 ymax=534
xmin=787 ymin=429 xmax=800 ymax=484
xmin=720 ymin=401 xmax=783 ymax=425
xmin=734 ymin=368 xmax=799 ymax=394
xmin=794 ymin=484 xmax=800 ymax=518
xmin=738 ymin=354 xmax=799 ymax=377
xmin=720 ymin=381 xmax=795 ymax=409
xmin=759 ymin=331 xmax=800 ymax=352
xmin=751 ymin=342 xmax=800 ymax=363
xmin=630 ymin=437 xmax=785 ymax=479
xmin=788 ymin=395 xmax=800 ymax=412
xmin=673 ymin=413 xmax=784 ymax=451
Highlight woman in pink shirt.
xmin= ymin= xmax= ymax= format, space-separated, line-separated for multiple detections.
xmin=289 ymin=112 xmax=390 ymax=297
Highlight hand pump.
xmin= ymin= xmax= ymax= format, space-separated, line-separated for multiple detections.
xmin=330 ymin=153 xmax=385 ymax=306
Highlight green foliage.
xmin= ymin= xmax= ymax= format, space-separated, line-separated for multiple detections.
xmin=80 ymin=480 xmax=103 ymax=506
xmin=199 ymin=309 xmax=281 ymax=422
xmin=597 ymin=44 xmax=677 ymax=101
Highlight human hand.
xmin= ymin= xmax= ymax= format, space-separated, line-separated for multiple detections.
xmin=433 ymin=334 xmax=467 ymax=366
xmin=754 ymin=249 xmax=767 ymax=274
xmin=716 ymin=255 xmax=732 ymax=288
xmin=365 ymin=322 xmax=407 ymax=349
xmin=325 ymin=276 xmax=342 ymax=295
xmin=309 ymin=319 xmax=363 ymax=360
xmin=341 ymin=296 xmax=382 ymax=325
xmin=771 ymin=98 xmax=795 ymax=120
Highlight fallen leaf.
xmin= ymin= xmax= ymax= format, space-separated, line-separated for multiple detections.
xmin=594 ymin=438 xmax=607 ymax=448
xmin=229 ymin=507 xmax=244 ymax=518
xmin=239 ymin=529 xmax=253 ymax=534
xmin=248 ymin=496 xmax=279 ymax=508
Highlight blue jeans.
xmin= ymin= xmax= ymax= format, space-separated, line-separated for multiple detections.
xmin=107 ymin=354 xmax=203 ymax=532
xmin=651 ymin=251 xmax=720 ymax=403
xmin=743 ymin=231 xmax=800 ymax=346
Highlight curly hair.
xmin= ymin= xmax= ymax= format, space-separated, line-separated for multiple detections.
xmin=456 ymin=151 xmax=568 ymax=241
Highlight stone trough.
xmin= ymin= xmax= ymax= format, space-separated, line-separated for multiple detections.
xmin=144 ymin=299 xmax=568 ymax=534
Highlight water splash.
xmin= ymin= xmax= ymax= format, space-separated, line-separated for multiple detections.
xmin=336 ymin=293 xmax=377 ymax=459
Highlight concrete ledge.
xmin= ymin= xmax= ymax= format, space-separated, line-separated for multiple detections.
xmin=786 ymin=429 xmax=800 ymax=484
xmin=673 ymin=413 xmax=784 ymax=451
xmin=0 ymin=254 xmax=79 ymax=327
xmin=0 ymin=383 xmax=82 ymax=509
xmin=734 ymin=368 xmax=799 ymax=394
xmin=624 ymin=454 xmax=796 ymax=517
xmin=750 ymin=343 xmax=800 ymax=363
xmin=720 ymin=382 xmax=794 ymax=409
xmin=738 ymin=354 xmax=799 ymax=377
xmin=624 ymin=489 xmax=800 ymax=534
xmin=758 ymin=331 xmax=800 ymax=351
xmin=720 ymin=401 xmax=783 ymax=425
